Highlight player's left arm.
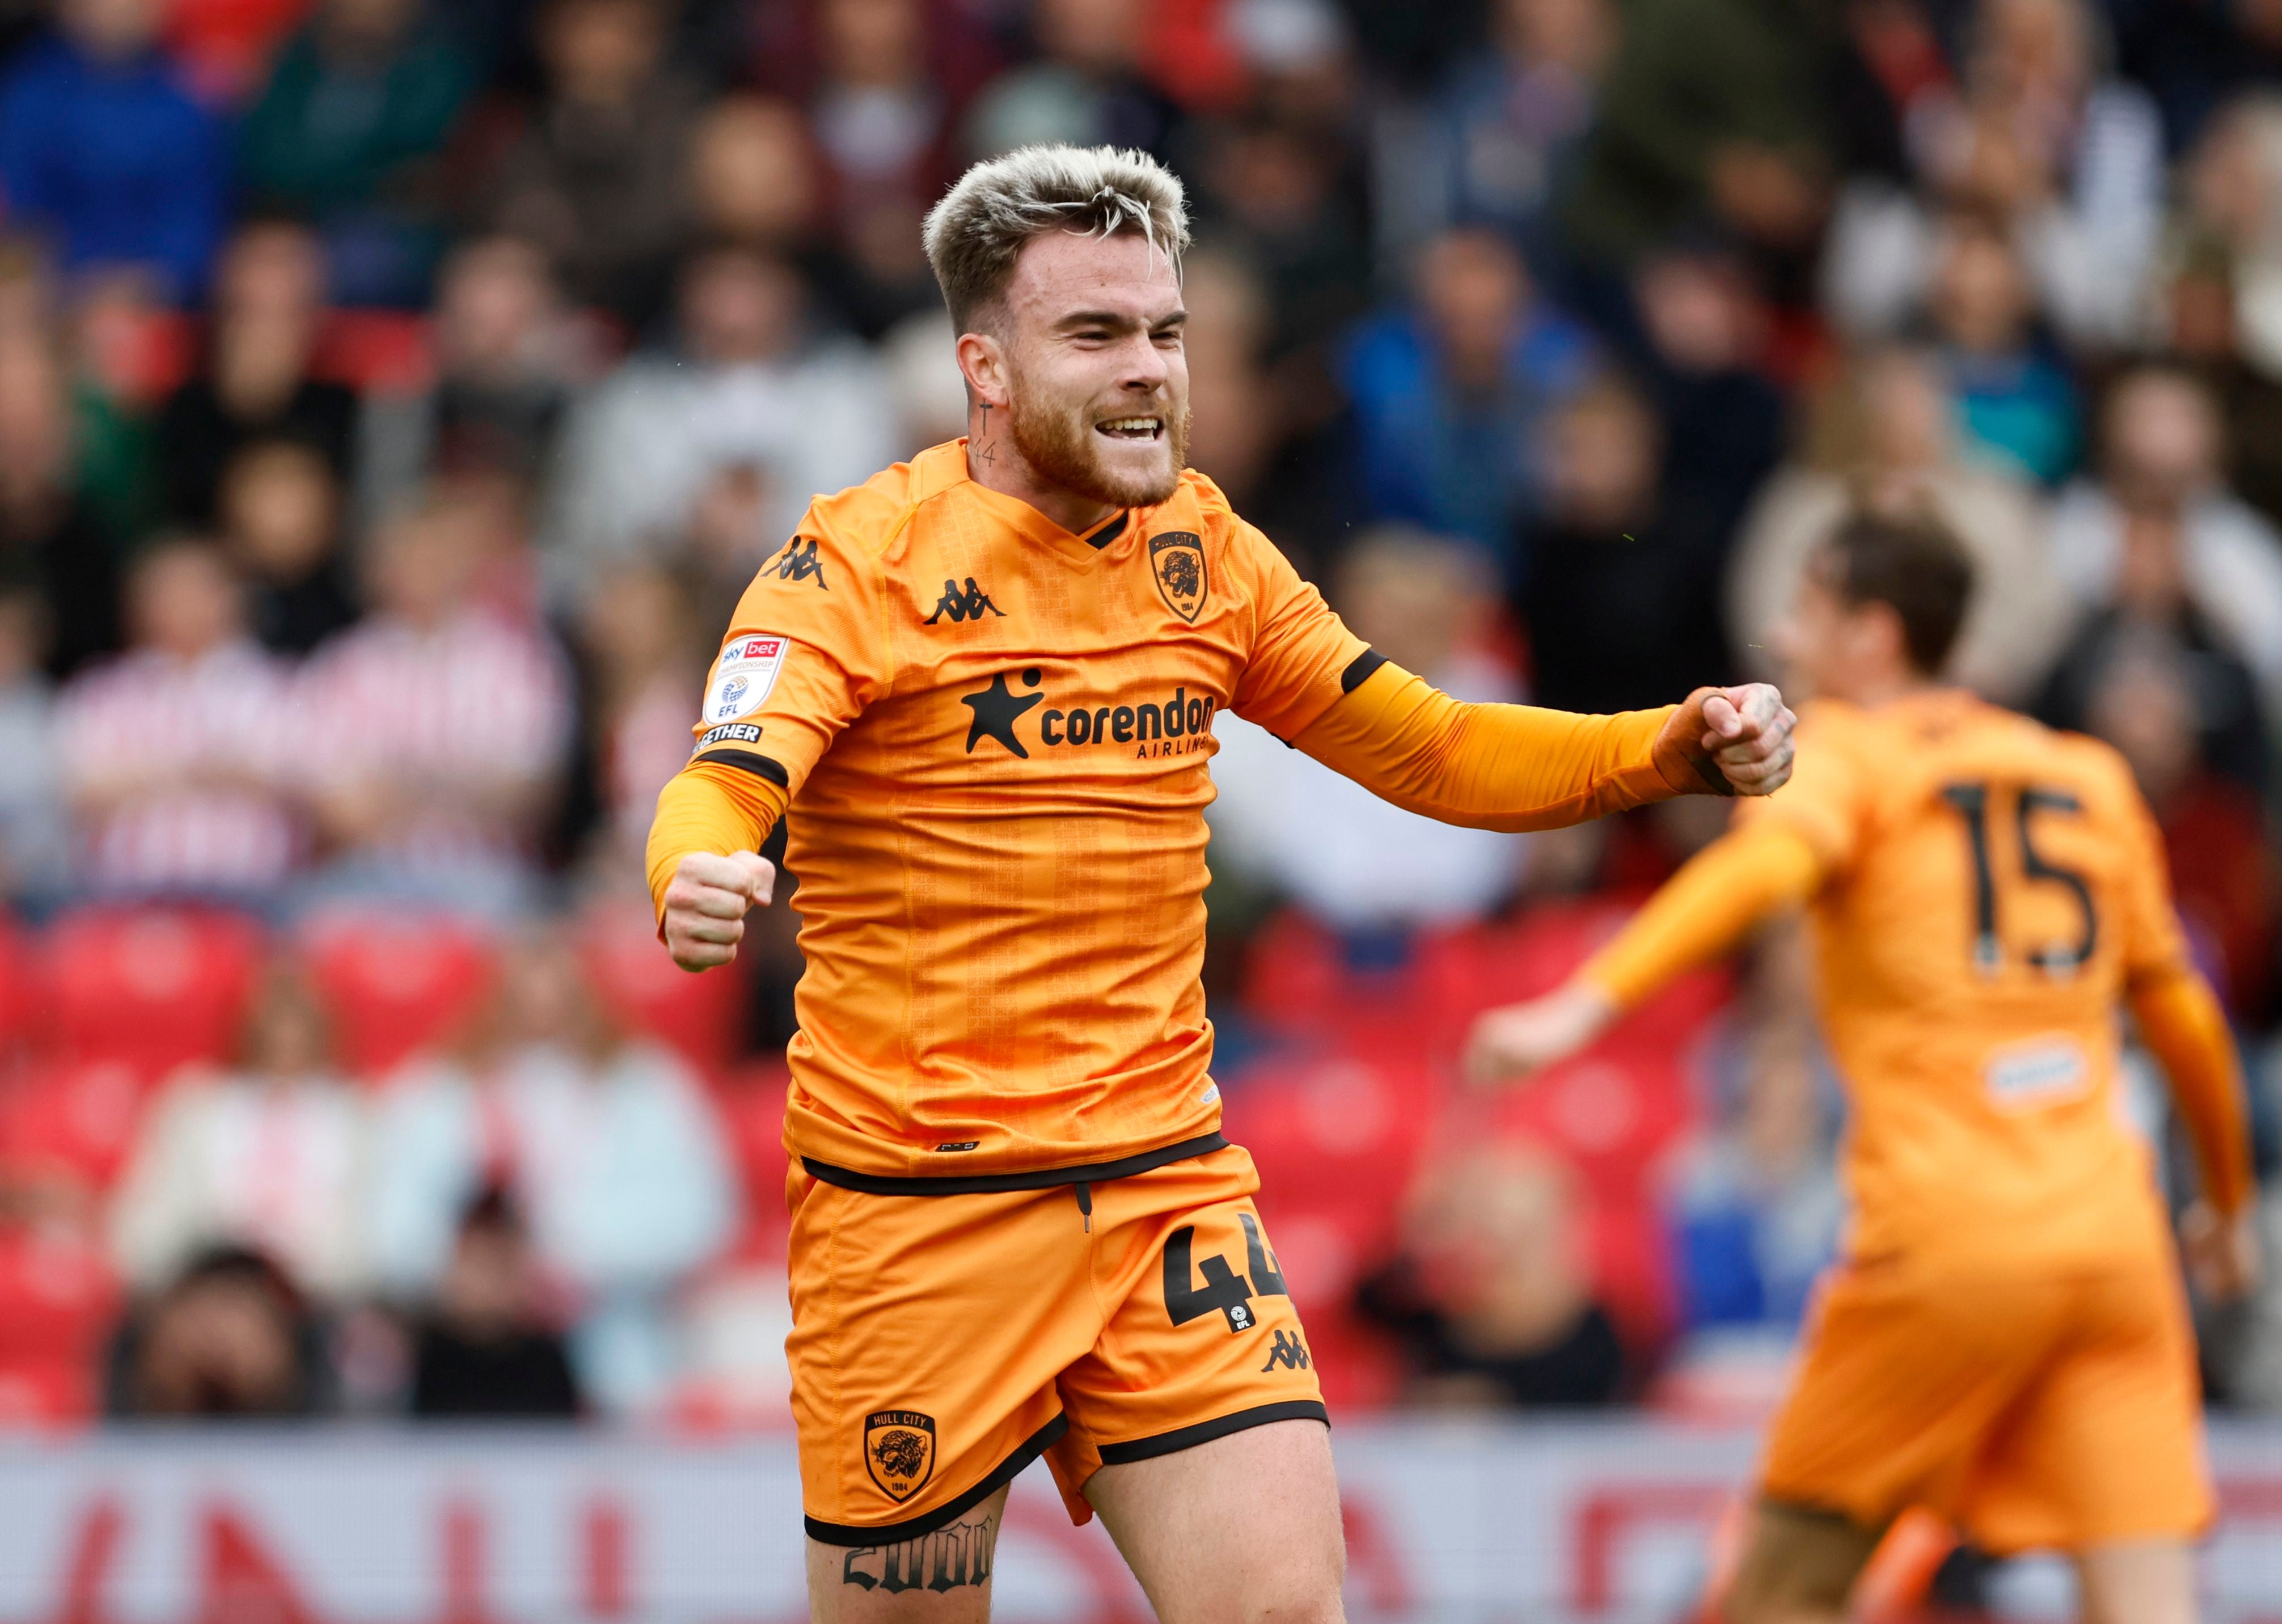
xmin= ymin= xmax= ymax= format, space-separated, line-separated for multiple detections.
xmin=2117 ymin=787 xmax=2260 ymax=1299
xmin=1220 ymin=512 xmax=1795 ymax=825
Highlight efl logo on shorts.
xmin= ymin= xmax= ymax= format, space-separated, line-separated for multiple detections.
xmin=864 ymin=1411 xmax=937 ymax=1503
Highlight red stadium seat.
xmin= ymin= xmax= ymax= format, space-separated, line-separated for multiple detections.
xmin=0 ymin=914 xmax=36 ymax=1056
xmin=0 ymin=1059 xmax=159 ymax=1191
xmin=315 ymin=311 xmax=436 ymax=394
xmin=713 ymin=1062 xmax=792 ymax=1261
xmin=1227 ymin=1051 xmax=1437 ymax=1241
xmin=300 ymin=913 xmax=497 ymax=1080
xmin=0 ymin=1224 xmax=117 ymax=1423
xmin=43 ymin=909 xmax=263 ymax=1080
xmin=578 ymin=904 xmax=748 ymax=1076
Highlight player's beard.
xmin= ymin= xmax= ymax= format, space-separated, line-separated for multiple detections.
xmin=1008 ymin=382 xmax=1191 ymax=510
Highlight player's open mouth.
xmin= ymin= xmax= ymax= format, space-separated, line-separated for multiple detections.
xmin=1096 ymin=417 xmax=1164 ymax=441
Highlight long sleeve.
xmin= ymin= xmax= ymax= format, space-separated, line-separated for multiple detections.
xmin=1574 ymin=821 xmax=1827 ymax=1009
xmin=645 ymin=762 xmax=788 ymax=922
xmin=2129 ymin=967 xmax=2255 ymax=1218
xmin=1288 ymin=660 xmax=1687 ymax=832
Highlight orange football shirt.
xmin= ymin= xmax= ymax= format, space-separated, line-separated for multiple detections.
xmin=682 ymin=442 xmax=1370 ymax=1181
xmin=1731 ymin=691 xmax=2200 ymax=1269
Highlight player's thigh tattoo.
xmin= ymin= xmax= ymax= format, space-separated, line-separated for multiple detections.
xmin=839 ymin=1513 xmax=1001 ymax=1595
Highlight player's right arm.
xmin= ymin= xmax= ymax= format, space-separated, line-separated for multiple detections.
xmin=645 ymin=508 xmax=893 ymax=972
xmin=1463 ymin=711 xmax=1863 ymax=1084
xmin=2115 ymin=780 xmax=2260 ymax=1299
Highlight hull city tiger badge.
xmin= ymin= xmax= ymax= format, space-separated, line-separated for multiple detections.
xmin=864 ymin=1411 xmax=938 ymax=1503
xmin=1149 ymin=532 xmax=1208 ymax=623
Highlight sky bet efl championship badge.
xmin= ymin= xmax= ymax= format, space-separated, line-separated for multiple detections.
xmin=1149 ymin=532 xmax=1208 ymax=623
xmin=705 ymin=634 xmax=788 ymax=724
xmin=864 ymin=1411 xmax=937 ymax=1503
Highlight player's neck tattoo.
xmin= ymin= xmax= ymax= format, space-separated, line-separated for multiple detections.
xmin=840 ymin=1513 xmax=998 ymax=1593
xmin=970 ymin=401 xmax=1000 ymax=469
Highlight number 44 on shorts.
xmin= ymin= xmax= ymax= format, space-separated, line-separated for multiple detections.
xmin=1164 ymin=1213 xmax=1290 ymax=1334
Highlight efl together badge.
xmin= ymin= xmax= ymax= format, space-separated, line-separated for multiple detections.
xmin=705 ymin=634 xmax=788 ymax=724
xmin=864 ymin=1411 xmax=939 ymax=1503
xmin=1149 ymin=532 xmax=1208 ymax=624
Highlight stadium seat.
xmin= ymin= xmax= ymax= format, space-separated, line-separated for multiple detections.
xmin=0 ymin=914 xmax=35 ymax=1056
xmin=578 ymin=904 xmax=748 ymax=1076
xmin=713 ymin=1062 xmax=792 ymax=1261
xmin=299 ymin=913 xmax=498 ymax=1080
xmin=43 ymin=909 xmax=264 ymax=1080
xmin=0 ymin=1224 xmax=117 ymax=1424
xmin=0 ymin=1059 xmax=158 ymax=1192
xmin=1225 ymin=1051 xmax=1435 ymax=1249
xmin=315 ymin=311 xmax=436 ymax=394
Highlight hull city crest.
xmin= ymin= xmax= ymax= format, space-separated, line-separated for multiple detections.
xmin=864 ymin=1410 xmax=938 ymax=1503
xmin=1149 ymin=532 xmax=1208 ymax=623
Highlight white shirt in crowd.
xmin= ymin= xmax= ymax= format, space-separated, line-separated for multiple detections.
xmin=110 ymin=1068 xmax=372 ymax=1301
xmin=56 ymin=638 xmax=303 ymax=892
xmin=298 ymin=608 xmax=572 ymax=867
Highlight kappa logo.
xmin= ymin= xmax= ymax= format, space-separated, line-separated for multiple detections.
xmin=1259 ymin=1329 xmax=1312 ymax=1373
xmin=1148 ymin=532 xmax=1207 ymax=623
xmin=864 ymin=1411 xmax=937 ymax=1503
xmin=925 ymin=577 xmax=1004 ymax=624
xmin=764 ymin=537 xmax=829 ymax=590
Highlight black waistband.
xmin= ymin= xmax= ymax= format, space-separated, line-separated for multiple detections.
xmin=801 ymin=1131 xmax=1230 ymax=1196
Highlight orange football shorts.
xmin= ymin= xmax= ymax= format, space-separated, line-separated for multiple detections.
xmin=1760 ymin=1250 xmax=2212 ymax=1553
xmin=785 ymin=1139 xmax=1328 ymax=1546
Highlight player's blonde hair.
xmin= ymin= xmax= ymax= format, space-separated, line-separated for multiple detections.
xmin=922 ymin=144 xmax=1190 ymax=334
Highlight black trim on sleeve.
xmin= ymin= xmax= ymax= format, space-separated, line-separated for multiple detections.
xmin=1093 ymin=1401 xmax=1329 ymax=1466
xmin=802 ymin=1132 xmax=1229 ymax=1196
xmin=692 ymin=748 xmax=790 ymax=788
xmin=1339 ymin=649 xmax=1389 ymax=694
xmin=804 ymin=1413 xmax=1068 ymax=1546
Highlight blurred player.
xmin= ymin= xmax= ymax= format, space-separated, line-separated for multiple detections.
xmin=646 ymin=145 xmax=1795 ymax=1623
xmin=1468 ymin=512 xmax=2259 ymax=1624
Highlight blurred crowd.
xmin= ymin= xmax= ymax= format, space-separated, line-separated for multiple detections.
xmin=0 ymin=0 xmax=2277 ymax=1424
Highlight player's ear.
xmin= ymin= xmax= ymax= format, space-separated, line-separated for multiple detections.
xmin=956 ymin=330 xmax=1011 ymax=412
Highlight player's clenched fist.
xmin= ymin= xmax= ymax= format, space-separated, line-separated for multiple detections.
xmin=1655 ymin=682 xmax=1797 ymax=798
xmin=663 ymin=850 xmax=776 ymax=971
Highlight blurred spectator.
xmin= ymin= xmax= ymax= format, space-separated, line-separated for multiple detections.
xmin=1194 ymin=112 xmax=1374 ymax=369
xmin=1339 ymin=226 xmax=1595 ymax=557
xmin=106 ymin=1244 xmax=334 ymax=1416
xmin=0 ymin=330 xmax=124 ymax=678
xmin=1668 ymin=954 xmax=1842 ymax=1333
xmin=1209 ymin=526 xmax=1525 ymax=933
xmin=111 ymin=962 xmax=369 ymax=1301
xmin=1922 ymin=209 xmax=2081 ymax=485
xmin=164 ymin=0 xmax=317 ymax=106
xmin=2059 ymin=633 xmax=2275 ymax=1018
xmin=358 ymin=234 xmax=580 ymax=522
xmin=1558 ymin=0 xmax=1832 ymax=272
xmin=218 ymin=438 xmax=358 ymax=655
xmin=367 ymin=933 xmax=733 ymax=1413
xmin=1629 ymin=243 xmax=1786 ymax=552
xmin=55 ymin=539 xmax=303 ymax=898
xmin=546 ymin=242 xmax=895 ymax=585
xmin=2157 ymin=95 xmax=2282 ymax=527
xmin=2039 ymin=507 xmax=2271 ymax=797
xmin=1729 ymin=345 xmax=2066 ymax=704
xmin=0 ymin=0 xmax=228 ymax=303
xmin=1358 ymin=1143 xmax=1629 ymax=1408
xmin=484 ymin=0 xmax=702 ymax=329
xmin=0 ymin=585 xmax=65 ymax=902
xmin=155 ymin=219 xmax=360 ymax=526
xmin=961 ymin=0 xmax=1180 ymax=163
xmin=1824 ymin=0 xmax=2165 ymax=352
xmin=1516 ymin=375 xmax=1736 ymax=712
xmin=408 ymin=1186 xmax=582 ymax=1419
xmin=1419 ymin=0 xmax=1613 ymax=259
xmin=299 ymin=491 xmax=570 ymax=917
xmin=238 ymin=0 xmax=480 ymax=306
xmin=2048 ymin=364 xmax=2282 ymax=726
xmin=576 ymin=560 xmax=700 ymax=870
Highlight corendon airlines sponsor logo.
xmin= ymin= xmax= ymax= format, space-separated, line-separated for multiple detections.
xmin=1041 ymin=686 xmax=1216 ymax=758
xmin=957 ymin=671 xmax=1219 ymax=759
